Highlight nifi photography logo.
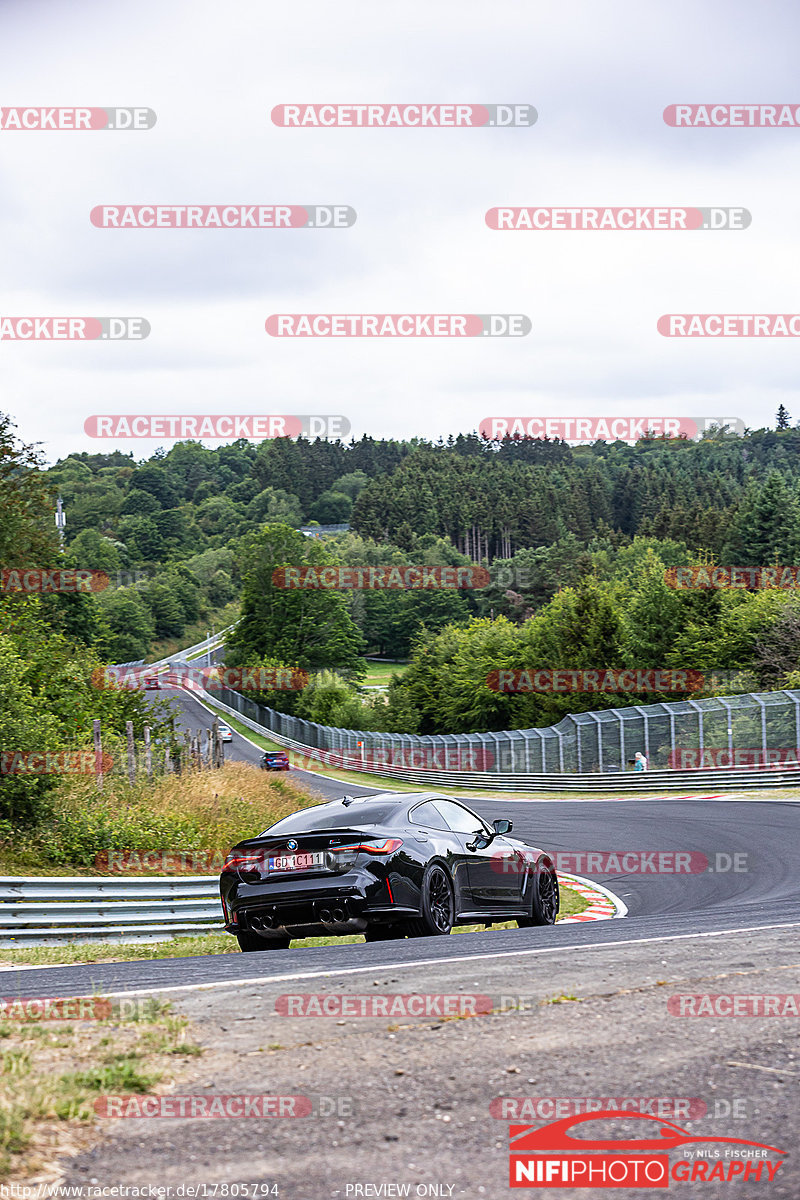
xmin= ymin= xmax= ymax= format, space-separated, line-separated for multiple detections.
xmin=508 ymin=1111 xmax=785 ymax=1188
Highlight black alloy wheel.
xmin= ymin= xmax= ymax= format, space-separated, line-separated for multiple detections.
xmin=518 ymin=859 xmax=559 ymax=927
xmin=408 ymin=863 xmax=455 ymax=936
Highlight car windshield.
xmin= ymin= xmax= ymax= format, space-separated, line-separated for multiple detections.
xmin=263 ymin=801 xmax=401 ymax=833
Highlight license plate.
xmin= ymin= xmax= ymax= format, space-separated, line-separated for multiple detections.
xmin=268 ymin=851 xmax=325 ymax=872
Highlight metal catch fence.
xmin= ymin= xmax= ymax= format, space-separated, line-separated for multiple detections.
xmin=212 ymin=684 xmax=800 ymax=778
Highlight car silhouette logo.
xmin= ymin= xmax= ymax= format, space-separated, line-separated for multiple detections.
xmin=510 ymin=1111 xmax=785 ymax=1155
xmin=286 ymin=840 xmax=298 ymax=851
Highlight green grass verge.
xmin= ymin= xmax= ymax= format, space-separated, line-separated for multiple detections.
xmin=0 ymin=999 xmax=202 ymax=1181
xmin=361 ymin=661 xmax=408 ymax=687
xmin=0 ymin=886 xmax=590 ymax=967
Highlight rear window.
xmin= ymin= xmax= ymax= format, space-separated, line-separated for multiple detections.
xmin=264 ymin=801 xmax=401 ymax=834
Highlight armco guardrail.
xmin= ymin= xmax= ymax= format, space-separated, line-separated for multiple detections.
xmin=190 ymin=685 xmax=800 ymax=792
xmin=0 ymin=877 xmax=224 ymax=946
xmin=146 ymin=628 xmax=231 ymax=672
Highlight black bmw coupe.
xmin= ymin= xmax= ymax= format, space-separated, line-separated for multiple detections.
xmin=220 ymin=791 xmax=559 ymax=951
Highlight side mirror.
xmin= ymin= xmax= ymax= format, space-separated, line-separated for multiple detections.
xmin=467 ymin=829 xmax=492 ymax=852
xmin=493 ymin=819 xmax=512 ymax=835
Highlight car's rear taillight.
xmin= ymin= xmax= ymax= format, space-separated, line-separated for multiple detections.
xmin=331 ymin=838 xmax=403 ymax=856
xmin=221 ymin=851 xmax=266 ymax=880
xmin=326 ymin=838 xmax=403 ymax=871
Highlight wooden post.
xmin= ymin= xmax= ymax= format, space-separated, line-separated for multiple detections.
xmin=144 ymin=726 xmax=152 ymax=778
xmin=165 ymin=745 xmax=171 ymax=774
xmin=211 ymin=717 xmax=220 ymax=767
xmin=126 ymin=720 xmax=135 ymax=785
xmin=93 ymin=719 xmax=103 ymax=791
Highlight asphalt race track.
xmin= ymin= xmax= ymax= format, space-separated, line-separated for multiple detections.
xmin=5 ymin=686 xmax=800 ymax=1196
xmin=4 ymin=686 xmax=798 ymax=999
xmin=162 ymin=683 xmax=379 ymax=801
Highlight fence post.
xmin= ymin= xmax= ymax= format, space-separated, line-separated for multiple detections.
xmin=589 ymin=713 xmax=603 ymax=772
xmin=93 ymin=719 xmax=103 ymax=791
xmin=633 ymin=705 xmax=649 ymax=764
xmin=686 ymin=700 xmax=704 ymax=758
xmin=755 ymin=696 xmax=767 ymax=763
xmin=144 ymin=726 xmax=152 ymax=778
xmin=126 ymin=721 xmax=135 ymax=785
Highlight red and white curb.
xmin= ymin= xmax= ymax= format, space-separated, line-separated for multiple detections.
xmin=557 ymin=872 xmax=628 ymax=922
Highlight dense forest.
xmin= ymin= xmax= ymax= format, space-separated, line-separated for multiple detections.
xmin=4 ymin=410 xmax=800 ymax=772
xmin=38 ymin=419 xmax=800 ymax=661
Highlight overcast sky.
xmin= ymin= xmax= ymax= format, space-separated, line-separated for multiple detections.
xmin=1 ymin=0 xmax=798 ymax=464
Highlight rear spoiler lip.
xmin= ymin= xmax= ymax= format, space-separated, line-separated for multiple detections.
xmin=233 ymin=827 xmax=389 ymax=849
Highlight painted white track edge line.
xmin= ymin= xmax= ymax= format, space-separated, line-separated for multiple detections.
xmin=83 ymin=921 xmax=800 ymax=1000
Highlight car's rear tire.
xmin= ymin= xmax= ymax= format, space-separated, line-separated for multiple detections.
xmin=236 ymin=930 xmax=291 ymax=952
xmin=406 ymin=863 xmax=454 ymax=937
xmin=364 ymin=925 xmax=406 ymax=942
xmin=518 ymin=858 xmax=559 ymax=927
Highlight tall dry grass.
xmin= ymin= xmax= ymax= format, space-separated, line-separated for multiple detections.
xmin=30 ymin=762 xmax=322 ymax=869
